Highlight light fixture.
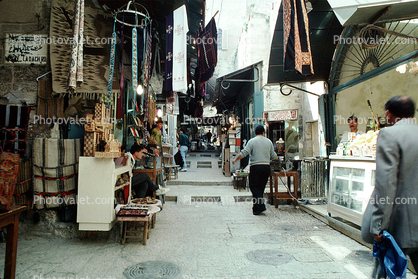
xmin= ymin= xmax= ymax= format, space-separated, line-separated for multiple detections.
xmin=157 ymin=108 xmax=163 ymax=118
xmin=136 ymin=85 xmax=143 ymax=95
xmin=155 ymin=117 xmax=158 ymax=122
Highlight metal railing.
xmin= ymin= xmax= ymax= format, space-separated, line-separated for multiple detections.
xmin=301 ymin=158 xmax=329 ymax=199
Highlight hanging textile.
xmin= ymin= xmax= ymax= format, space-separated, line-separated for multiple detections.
xmin=143 ymin=27 xmax=153 ymax=146
xmin=196 ymin=18 xmax=217 ymax=83
xmin=283 ymin=0 xmax=314 ymax=75
xmin=117 ymin=23 xmax=125 ymax=119
xmin=106 ymin=20 xmax=116 ymax=107
xmin=165 ymin=12 xmax=173 ymax=92
xmin=172 ymin=5 xmax=188 ymax=93
xmin=50 ymin=0 xmax=118 ymax=98
xmin=67 ymin=0 xmax=84 ymax=92
xmin=173 ymin=93 xmax=180 ymax=115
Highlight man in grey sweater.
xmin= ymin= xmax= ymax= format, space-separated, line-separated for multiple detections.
xmin=232 ymin=125 xmax=278 ymax=215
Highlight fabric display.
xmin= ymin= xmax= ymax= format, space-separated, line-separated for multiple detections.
xmin=0 ymin=105 xmax=30 ymax=158
xmin=32 ymin=138 xmax=81 ymax=209
xmin=196 ymin=18 xmax=218 ymax=83
xmin=165 ymin=5 xmax=188 ymax=94
xmin=165 ymin=12 xmax=173 ymax=92
xmin=50 ymin=0 xmax=119 ymax=99
xmin=67 ymin=0 xmax=84 ymax=92
xmin=37 ymin=80 xmax=65 ymax=119
xmin=107 ymin=19 xmax=117 ymax=106
xmin=142 ymin=26 xmax=153 ymax=146
xmin=0 ymin=151 xmax=19 ymax=211
xmin=13 ymin=159 xmax=32 ymax=207
xmin=283 ymin=0 xmax=314 ymax=75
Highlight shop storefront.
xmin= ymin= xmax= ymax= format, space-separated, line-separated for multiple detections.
xmin=325 ymin=0 xmax=418 ymax=224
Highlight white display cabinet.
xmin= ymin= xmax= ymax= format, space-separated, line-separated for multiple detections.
xmin=77 ymin=156 xmax=131 ymax=231
xmin=327 ymin=155 xmax=375 ymax=226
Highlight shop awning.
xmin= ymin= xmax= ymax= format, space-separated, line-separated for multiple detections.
xmin=213 ymin=63 xmax=260 ymax=113
xmin=267 ymin=0 xmax=343 ymax=84
xmin=327 ymin=0 xmax=418 ymax=26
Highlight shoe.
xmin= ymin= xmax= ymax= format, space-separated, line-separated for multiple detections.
xmin=253 ymin=207 xmax=266 ymax=215
xmin=156 ymin=188 xmax=170 ymax=195
xmin=180 ymin=168 xmax=187 ymax=172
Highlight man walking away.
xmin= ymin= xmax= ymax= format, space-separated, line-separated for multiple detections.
xmin=363 ymin=95 xmax=418 ymax=278
xmin=178 ymin=128 xmax=190 ymax=172
xmin=232 ymin=125 xmax=278 ymax=215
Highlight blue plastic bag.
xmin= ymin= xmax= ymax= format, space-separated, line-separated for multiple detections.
xmin=372 ymin=230 xmax=408 ymax=279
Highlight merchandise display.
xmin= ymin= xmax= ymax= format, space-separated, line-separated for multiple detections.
xmin=337 ymin=130 xmax=379 ymax=157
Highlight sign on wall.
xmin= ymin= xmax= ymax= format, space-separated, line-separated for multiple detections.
xmin=4 ymin=34 xmax=48 ymax=65
xmin=264 ymin=109 xmax=298 ymax=121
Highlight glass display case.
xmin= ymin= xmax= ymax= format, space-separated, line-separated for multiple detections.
xmin=327 ymin=155 xmax=375 ymax=226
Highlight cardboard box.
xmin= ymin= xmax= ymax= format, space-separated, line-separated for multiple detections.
xmin=229 ymin=138 xmax=236 ymax=145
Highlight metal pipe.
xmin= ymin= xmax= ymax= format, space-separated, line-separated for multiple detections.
xmin=221 ymin=67 xmax=259 ymax=90
xmin=279 ymin=82 xmax=322 ymax=97
xmin=36 ymin=71 xmax=51 ymax=81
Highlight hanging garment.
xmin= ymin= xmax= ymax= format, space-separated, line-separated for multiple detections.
xmin=165 ymin=5 xmax=188 ymax=94
xmin=165 ymin=12 xmax=173 ymax=92
xmin=67 ymin=0 xmax=84 ymax=92
xmin=196 ymin=18 xmax=217 ymax=83
xmin=283 ymin=0 xmax=314 ymax=75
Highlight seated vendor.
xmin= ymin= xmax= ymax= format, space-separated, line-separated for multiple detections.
xmin=123 ymin=144 xmax=160 ymax=198
xmin=340 ymin=115 xmax=363 ymax=143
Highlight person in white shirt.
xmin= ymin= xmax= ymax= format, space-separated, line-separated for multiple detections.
xmin=340 ymin=115 xmax=363 ymax=142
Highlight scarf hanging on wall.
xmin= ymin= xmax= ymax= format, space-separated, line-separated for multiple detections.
xmin=172 ymin=5 xmax=188 ymax=94
xmin=165 ymin=12 xmax=173 ymax=92
xmin=132 ymin=20 xmax=138 ymax=101
xmin=67 ymin=0 xmax=84 ymax=92
xmin=143 ymin=26 xmax=152 ymax=146
xmin=283 ymin=0 xmax=314 ymax=75
xmin=117 ymin=20 xmax=125 ymax=120
xmin=106 ymin=20 xmax=116 ymax=108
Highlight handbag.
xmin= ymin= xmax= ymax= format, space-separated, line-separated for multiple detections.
xmin=373 ymin=230 xmax=408 ymax=279
xmin=174 ymin=150 xmax=184 ymax=167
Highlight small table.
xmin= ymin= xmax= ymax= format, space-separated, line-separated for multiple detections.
xmin=0 ymin=206 xmax=25 ymax=279
xmin=233 ymin=173 xmax=249 ymax=191
xmin=116 ymin=203 xmax=161 ymax=245
xmin=164 ymin=165 xmax=180 ymax=181
xmin=269 ymin=171 xmax=299 ymax=208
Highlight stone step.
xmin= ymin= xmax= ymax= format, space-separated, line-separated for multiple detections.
xmin=166 ymin=180 xmax=233 ymax=186
xmin=197 ymin=165 xmax=212 ymax=168
xmin=165 ymin=194 xmax=264 ymax=203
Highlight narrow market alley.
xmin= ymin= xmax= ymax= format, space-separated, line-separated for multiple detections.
xmin=0 ymin=151 xmax=416 ymax=279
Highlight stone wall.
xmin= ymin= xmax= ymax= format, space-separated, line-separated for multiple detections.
xmin=0 ymin=0 xmax=52 ymax=105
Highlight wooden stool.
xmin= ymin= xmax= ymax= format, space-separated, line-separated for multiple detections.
xmin=233 ymin=173 xmax=249 ymax=191
xmin=118 ymin=215 xmax=151 ymax=245
xmin=117 ymin=204 xmax=161 ymax=245
xmin=269 ymin=171 xmax=299 ymax=208
xmin=164 ymin=165 xmax=179 ymax=180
